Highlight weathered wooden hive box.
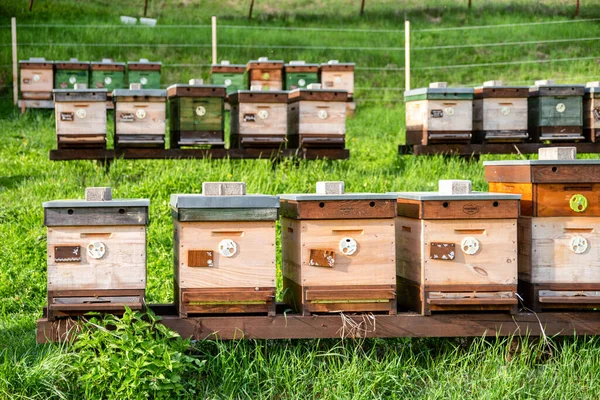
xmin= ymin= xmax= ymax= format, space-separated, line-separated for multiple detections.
xmin=19 ymin=57 xmax=54 ymax=100
xmin=404 ymin=82 xmax=474 ymax=145
xmin=210 ymin=61 xmax=246 ymax=96
xmin=43 ymin=187 xmax=149 ymax=321
xmin=473 ymin=80 xmax=529 ymax=143
xmin=167 ymin=80 xmax=226 ymax=148
xmin=246 ymin=57 xmax=284 ymax=91
xmin=284 ymin=61 xmax=319 ymax=90
xmin=485 ymin=147 xmax=600 ymax=311
xmin=584 ymin=82 xmax=600 ymax=142
xmin=170 ymin=182 xmax=279 ymax=317
xmin=393 ymin=180 xmax=520 ymax=315
xmin=90 ymin=59 xmax=126 ymax=95
xmin=280 ymin=181 xmax=397 ymax=315
xmin=112 ymin=84 xmax=167 ymax=148
xmin=53 ymin=85 xmax=107 ymax=148
xmin=318 ymin=60 xmax=355 ymax=99
xmin=229 ymin=90 xmax=288 ymax=148
xmin=287 ymin=84 xmax=348 ymax=149
xmin=54 ymin=58 xmax=90 ymax=89
xmin=127 ymin=59 xmax=161 ymax=89
xmin=528 ymin=80 xmax=585 ymax=142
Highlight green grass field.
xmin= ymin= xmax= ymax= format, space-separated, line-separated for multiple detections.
xmin=1 ymin=0 xmax=600 ymax=398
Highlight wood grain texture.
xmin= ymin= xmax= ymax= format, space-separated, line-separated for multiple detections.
xmin=230 ymin=103 xmax=287 ymax=136
xmin=20 ymin=67 xmax=53 ymax=94
xmin=536 ymin=183 xmax=600 ymax=217
xmin=319 ymin=70 xmax=354 ymax=94
xmin=473 ymin=97 xmax=527 ymax=132
xmin=488 ymin=182 xmax=533 ymax=216
xmin=280 ymin=199 xmax=396 ymax=220
xmin=44 ymin=207 xmax=149 ymax=227
xmin=47 ymin=226 xmax=146 ymax=291
xmin=405 ymin=143 xmax=600 ymax=157
xmin=406 ymin=99 xmax=473 ymax=132
xmin=396 ymin=199 xmax=520 ymax=220
xmin=287 ymin=101 xmax=346 ymax=137
xmin=114 ymin=101 xmax=166 ymax=135
xmin=55 ymin=101 xmax=106 ymax=136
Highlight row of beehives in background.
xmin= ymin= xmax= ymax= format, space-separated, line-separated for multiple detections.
xmin=19 ymin=58 xmax=162 ymax=98
xmin=54 ymin=80 xmax=349 ymax=150
xmin=405 ymin=80 xmax=600 ymax=145
xmin=43 ymin=147 xmax=600 ymax=320
xmin=20 ymin=56 xmax=354 ymax=101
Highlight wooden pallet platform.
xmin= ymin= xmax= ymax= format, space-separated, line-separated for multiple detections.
xmin=36 ymin=303 xmax=600 ymax=343
xmin=49 ymin=147 xmax=350 ymax=161
xmin=398 ymin=142 xmax=600 ymax=157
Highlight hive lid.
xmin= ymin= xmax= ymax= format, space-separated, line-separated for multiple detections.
xmin=284 ymin=61 xmax=319 ymax=71
xmin=166 ymin=83 xmax=226 ymax=98
xmin=288 ymin=87 xmax=348 ymax=102
xmin=280 ymin=180 xmax=397 ymax=201
xmin=404 ymin=86 xmax=474 ymax=99
xmin=585 ymin=82 xmax=600 ymax=94
xmin=127 ymin=59 xmax=162 ymax=70
xmin=211 ymin=61 xmax=246 ymax=72
xmin=43 ymin=187 xmax=149 ymax=208
xmin=111 ymin=88 xmax=166 ymax=98
xmin=247 ymin=58 xmax=284 ymax=69
xmin=53 ymin=88 xmax=108 ymax=102
xmin=55 ymin=59 xmax=90 ymax=69
xmin=319 ymin=60 xmax=355 ymax=71
xmin=391 ymin=179 xmax=520 ymax=200
xmin=229 ymin=90 xmax=288 ymax=104
xmin=19 ymin=57 xmax=53 ymax=66
xmin=91 ymin=59 xmax=126 ymax=67
xmin=529 ymin=81 xmax=585 ymax=96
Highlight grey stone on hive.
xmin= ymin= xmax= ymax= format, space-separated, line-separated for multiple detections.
xmin=429 ymin=82 xmax=448 ymax=89
xmin=484 ymin=80 xmax=503 ymax=87
xmin=586 ymin=81 xmax=600 ymax=88
xmin=74 ymin=83 xmax=87 ymax=90
xmin=202 ymin=182 xmax=246 ymax=196
xmin=306 ymin=83 xmax=322 ymax=90
xmin=538 ymin=147 xmax=576 ymax=161
xmin=535 ymin=79 xmax=555 ymax=86
xmin=438 ymin=180 xmax=472 ymax=195
xmin=316 ymin=181 xmax=345 ymax=195
xmin=129 ymin=83 xmax=142 ymax=90
xmin=189 ymin=79 xmax=204 ymax=86
xmin=85 ymin=187 xmax=112 ymax=201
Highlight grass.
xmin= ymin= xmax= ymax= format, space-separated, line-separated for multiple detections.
xmin=0 ymin=0 xmax=600 ymax=398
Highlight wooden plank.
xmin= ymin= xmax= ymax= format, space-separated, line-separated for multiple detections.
xmin=425 ymin=284 xmax=516 ymax=292
xmin=531 ymin=165 xmax=600 ymax=184
xmin=45 ymin=207 xmax=149 ymax=226
xmin=280 ymin=199 xmax=396 ymax=220
xmin=427 ymin=298 xmax=517 ymax=305
xmin=182 ymin=288 xmax=275 ymax=302
xmin=539 ymin=297 xmax=600 ymax=304
xmin=305 ymin=287 xmax=395 ymax=301
xmin=418 ymin=199 xmax=519 ymax=220
xmin=407 ymin=143 xmax=600 ymax=157
xmin=536 ymin=183 xmax=600 ymax=217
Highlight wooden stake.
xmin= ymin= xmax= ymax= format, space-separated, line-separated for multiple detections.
xmin=575 ymin=0 xmax=580 ymax=17
xmin=211 ymin=16 xmax=217 ymax=65
xmin=405 ymin=20 xmax=410 ymax=92
xmin=360 ymin=0 xmax=366 ymax=15
xmin=143 ymin=0 xmax=148 ymax=17
xmin=11 ymin=17 xmax=18 ymax=106
xmin=468 ymin=0 xmax=472 ymax=8
xmin=249 ymin=0 xmax=255 ymax=19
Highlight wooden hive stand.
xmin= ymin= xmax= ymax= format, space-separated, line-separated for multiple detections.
xmin=43 ymin=187 xmax=150 ymax=321
xmin=280 ymin=181 xmax=397 ymax=316
xmin=485 ymin=147 xmax=600 ymax=311
xmin=393 ymin=179 xmax=520 ymax=315
xmin=246 ymin=57 xmax=284 ymax=91
xmin=584 ymin=82 xmax=600 ymax=142
xmin=54 ymin=58 xmax=89 ymax=90
xmin=127 ymin=59 xmax=162 ymax=90
xmin=171 ymin=182 xmax=279 ymax=318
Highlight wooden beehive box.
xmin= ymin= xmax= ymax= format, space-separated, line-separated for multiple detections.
xmin=284 ymin=61 xmax=319 ymax=90
xmin=393 ymin=180 xmax=520 ymax=315
xmin=473 ymin=80 xmax=529 ymax=143
xmin=246 ymin=57 xmax=284 ymax=91
xmin=127 ymin=59 xmax=161 ymax=89
xmin=287 ymin=84 xmax=348 ymax=149
xmin=210 ymin=60 xmax=246 ymax=96
xmin=484 ymin=147 xmax=600 ymax=311
xmin=280 ymin=181 xmax=397 ymax=315
xmin=90 ymin=59 xmax=126 ymax=95
xmin=229 ymin=90 xmax=288 ymax=148
xmin=170 ymin=182 xmax=279 ymax=318
xmin=528 ymin=80 xmax=585 ymax=142
xmin=53 ymin=85 xmax=107 ymax=149
xmin=167 ymin=80 xmax=226 ymax=148
xmin=584 ymin=82 xmax=600 ymax=142
xmin=19 ymin=57 xmax=54 ymax=100
xmin=404 ymin=82 xmax=474 ymax=145
xmin=318 ymin=60 xmax=354 ymax=98
xmin=43 ymin=187 xmax=149 ymax=320
xmin=112 ymin=84 xmax=167 ymax=148
xmin=55 ymin=58 xmax=90 ymax=89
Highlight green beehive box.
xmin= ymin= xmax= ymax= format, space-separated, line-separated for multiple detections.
xmin=90 ymin=59 xmax=126 ymax=94
xmin=284 ymin=61 xmax=319 ymax=90
xmin=528 ymin=80 xmax=585 ymax=142
xmin=127 ymin=59 xmax=161 ymax=89
xmin=54 ymin=58 xmax=90 ymax=89
xmin=167 ymin=80 xmax=226 ymax=148
xmin=210 ymin=61 xmax=246 ymax=96
xmin=584 ymin=82 xmax=600 ymax=142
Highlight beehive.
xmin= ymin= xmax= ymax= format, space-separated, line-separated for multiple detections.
xmin=287 ymin=84 xmax=348 ymax=149
xmin=473 ymin=80 xmax=529 ymax=143
xmin=485 ymin=147 xmax=600 ymax=311
xmin=229 ymin=89 xmax=288 ymax=148
xmin=393 ymin=180 xmax=520 ymax=315
xmin=280 ymin=182 xmax=397 ymax=315
xmin=170 ymin=182 xmax=279 ymax=317
xmin=112 ymin=83 xmax=167 ymax=148
xmin=53 ymin=85 xmax=107 ymax=148
xmin=19 ymin=57 xmax=54 ymax=100
xmin=284 ymin=61 xmax=319 ymax=90
xmin=167 ymin=80 xmax=226 ymax=148
xmin=90 ymin=59 xmax=126 ymax=95
xmin=584 ymin=82 xmax=600 ymax=142
xmin=404 ymin=82 xmax=474 ymax=145
xmin=210 ymin=60 xmax=246 ymax=96
xmin=246 ymin=57 xmax=284 ymax=91
xmin=43 ymin=187 xmax=149 ymax=321
xmin=127 ymin=59 xmax=162 ymax=89
xmin=54 ymin=58 xmax=90 ymax=89
xmin=318 ymin=60 xmax=354 ymax=98
xmin=528 ymin=80 xmax=585 ymax=142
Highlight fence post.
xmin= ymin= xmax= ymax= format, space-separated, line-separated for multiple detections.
xmin=405 ymin=20 xmax=410 ymax=91
xmin=212 ymin=16 xmax=217 ymax=65
xmin=12 ymin=17 xmax=18 ymax=106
